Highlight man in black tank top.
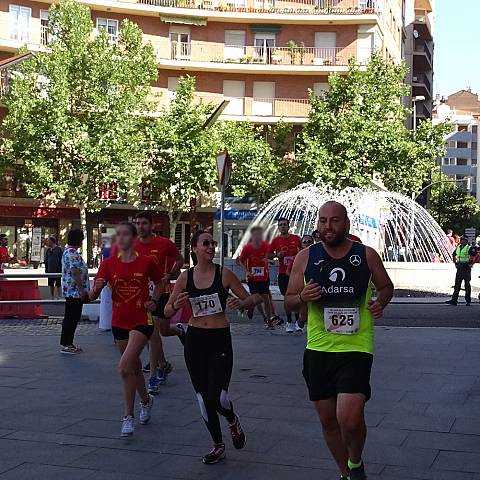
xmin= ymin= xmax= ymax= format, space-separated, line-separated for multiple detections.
xmin=285 ymin=201 xmax=394 ymax=480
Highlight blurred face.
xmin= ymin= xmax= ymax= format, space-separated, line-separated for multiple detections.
xmin=460 ymin=238 xmax=468 ymax=247
xmin=250 ymin=229 xmax=263 ymax=245
xmin=317 ymin=203 xmax=349 ymax=247
xmin=302 ymin=236 xmax=313 ymax=248
xmin=116 ymin=225 xmax=136 ymax=250
xmin=193 ymin=233 xmax=217 ymax=262
xmin=135 ymin=217 xmax=152 ymax=239
xmin=47 ymin=239 xmax=55 ymax=248
xmin=278 ymin=220 xmax=289 ymax=235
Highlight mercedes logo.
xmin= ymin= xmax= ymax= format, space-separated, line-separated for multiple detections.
xmin=350 ymin=255 xmax=361 ymax=267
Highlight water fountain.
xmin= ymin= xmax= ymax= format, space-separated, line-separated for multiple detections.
xmin=233 ymin=183 xmax=452 ymax=264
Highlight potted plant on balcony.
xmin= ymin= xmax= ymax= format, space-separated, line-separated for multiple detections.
xmin=298 ymin=41 xmax=306 ymax=65
xmin=323 ymin=58 xmax=332 ymax=66
xmin=287 ymin=40 xmax=298 ymax=65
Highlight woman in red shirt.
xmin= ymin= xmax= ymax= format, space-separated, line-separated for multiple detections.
xmin=89 ymin=222 xmax=163 ymax=438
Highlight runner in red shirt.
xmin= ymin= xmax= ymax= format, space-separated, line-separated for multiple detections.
xmin=89 ymin=221 xmax=163 ymax=438
xmin=0 ymin=235 xmax=9 ymax=274
xmin=268 ymin=218 xmax=302 ymax=333
xmin=238 ymin=226 xmax=275 ymax=329
xmin=134 ymin=212 xmax=184 ymax=394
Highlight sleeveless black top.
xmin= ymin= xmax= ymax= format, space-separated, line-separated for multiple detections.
xmin=304 ymin=241 xmax=372 ymax=306
xmin=186 ymin=263 xmax=228 ymax=311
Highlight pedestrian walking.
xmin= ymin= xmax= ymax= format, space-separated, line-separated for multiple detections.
xmin=60 ymin=229 xmax=89 ymax=355
xmin=44 ymin=237 xmax=63 ymax=299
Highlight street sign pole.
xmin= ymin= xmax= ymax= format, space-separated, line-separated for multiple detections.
xmin=220 ymin=181 xmax=226 ymax=268
xmin=216 ymin=150 xmax=232 ymax=268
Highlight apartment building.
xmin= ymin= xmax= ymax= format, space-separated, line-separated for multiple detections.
xmin=403 ymin=0 xmax=434 ymax=128
xmin=0 ymin=0 xmax=409 ymax=259
xmin=434 ymin=93 xmax=480 ymax=201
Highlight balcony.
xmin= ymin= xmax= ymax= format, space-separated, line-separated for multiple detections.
xmin=413 ymin=39 xmax=432 ymax=72
xmin=189 ymin=92 xmax=311 ymax=121
xmin=412 ymin=74 xmax=432 ymax=99
xmin=158 ymin=42 xmax=374 ymax=73
xmin=137 ymin=0 xmax=379 ymax=17
xmin=414 ymin=9 xmax=433 ymax=41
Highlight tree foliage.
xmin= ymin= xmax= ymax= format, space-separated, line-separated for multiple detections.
xmin=0 ymin=0 xmax=158 ymax=211
xmin=429 ymin=172 xmax=480 ymax=233
xmin=300 ymin=54 xmax=451 ymax=193
xmin=144 ymin=76 xmax=218 ymax=235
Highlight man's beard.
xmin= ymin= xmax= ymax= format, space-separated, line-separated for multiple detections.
xmin=320 ymin=228 xmax=348 ymax=246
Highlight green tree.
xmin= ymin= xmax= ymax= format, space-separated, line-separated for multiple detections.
xmin=144 ymin=76 xmax=218 ymax=238
xmin=0 ymin=0 xmax=157 ymax=253
xmin=429 ymin=173 xmax=480 ymax=233
xmin=300 ymin=54 xmax=450 ymax=193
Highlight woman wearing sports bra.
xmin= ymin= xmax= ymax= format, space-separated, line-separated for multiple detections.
xmin=165 ymin=230 xmax=261 ymax=465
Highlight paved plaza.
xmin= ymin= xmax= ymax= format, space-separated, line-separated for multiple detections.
xmin=0 ymin=320 xmax=479 ymax=479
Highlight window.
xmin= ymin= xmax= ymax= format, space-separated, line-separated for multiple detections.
xmin=456 ymin=158 xmax=468 ymax=166
xmin=448 ymin=140 xmax=455 ymax=148
xmin=313 ymin=82 xmax=329 ymax=96
xmin=473 ymin=126 xmax=478 ymax=134
xmin=457 ymin=141 xmax=468 ymax=149
xmin=10 ymin=5 xmax=31 ymax=43
xmin=167 ymin=77 xmax=179 ymax=106
xmin=40 ymin=9 xmax=48 ymax=46
xmin=223 ymin=80 xmax=245 ymax=115
xmin=252 ymin=81 xmax=275 ymax=116
xmin=254 ymin=33 xmax=276 ymax=64
xmin=169 ymin=27 xmax=191 ymax=60
xmin=458 ymin=125 xmax=468 ymax=132
xmin=472 ymin=142 xmax=478 ymax=151
xmin=224 ymin=30 xmax=246 ymax=61
xmin=472 ymin=158 xmax=477 ymax=166
xmin=314 ymin=32 xmax=337 ymax=65
xmin=96 ymin=18 xmax=119 ymax=43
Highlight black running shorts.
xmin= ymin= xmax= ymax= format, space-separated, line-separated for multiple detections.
xmin=112 ymin=324 xmax=154 ymax=341
xmin=303 ymin=349 xmax=373 ymax=401
xmin=247 ymin=280 xmax=270 ymax=295
xmin=278 ymin=273 xmax=290 ymax=296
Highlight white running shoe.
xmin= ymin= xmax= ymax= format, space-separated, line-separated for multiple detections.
xmin=285 ymin=322 xmax=295 ymax=333
xmin=121 ymin=415 xmax=134 ymax=437
xmin=139 ymin=394 xmax=154 ymax=425
xmin=295 ymin=322 xmax=304 ymax=332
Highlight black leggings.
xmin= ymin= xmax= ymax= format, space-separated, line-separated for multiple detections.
xmin=184 ymin=326 xmax=235 ymax=444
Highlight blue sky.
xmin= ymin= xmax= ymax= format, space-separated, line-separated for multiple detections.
xmin=434 ymin=0 xmax=480 ymax=97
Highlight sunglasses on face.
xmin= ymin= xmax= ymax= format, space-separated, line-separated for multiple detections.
xmin=303 ymin=239 xmax=313 ymax=245
xmin=202 ymin=240 xmax=218 ymax=248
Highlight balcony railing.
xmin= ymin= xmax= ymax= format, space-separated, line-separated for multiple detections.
xmin=162 ymin=42 xmax=374 ymax=66
xmin=191 ymin=93 xmax=311 ymax=117
xmin=139 ymin=0 xmax=378 ymax=15
xmin=412 ymin=74 xmax=431 ymax=94
xmin=414 ymin=40 xmax=432 ymax=65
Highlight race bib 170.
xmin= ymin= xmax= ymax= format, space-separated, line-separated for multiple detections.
xmin=251 ymin=266 xmax=265 ymax=277
xmin=323 ymin=307 xmax=360 ymax=335
xmin=190 ymin=293 xmax=223 ymax=318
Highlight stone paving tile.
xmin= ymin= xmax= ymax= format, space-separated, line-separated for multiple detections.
xmin=0 ymin=324 xmax=479 ymax=479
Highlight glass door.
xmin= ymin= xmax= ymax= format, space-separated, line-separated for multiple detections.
xmin=170 ymin=32 xmax=191 ymax=60
xmin=254 ymin=34 xmax=276 ymax=64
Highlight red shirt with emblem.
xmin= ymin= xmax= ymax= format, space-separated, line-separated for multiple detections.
xmin=239 ymin=241 xmax=270 ymax=282
xmin=269 ymin=234 xmax=302 ymax=274
xmin=96 ymin=255 xmax=162 ymax=329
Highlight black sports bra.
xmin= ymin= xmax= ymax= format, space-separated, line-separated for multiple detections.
xmin=186 ymin=263 xmax=228 ymax=311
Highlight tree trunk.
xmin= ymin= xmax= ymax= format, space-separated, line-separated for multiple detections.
xmin=168 ymin=209 xmax=177 ymax=242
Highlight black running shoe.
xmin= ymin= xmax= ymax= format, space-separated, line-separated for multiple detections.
xmin=229 ymin=414 xmax=246 ymax=449
xmin=445 ymin=300 xmax=457 ymax=306
xmin=272 ymin=315 xmax=284 ymax=325
xmin=176 ymin=323 xmax=186 ymax=345
xmin=202 ymin=444 xmax=226 ymax=464
xmin=349 ymin=461 xmax=367 ymax=480
xmin=142 ymin=362 xmax=151 ymax=373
